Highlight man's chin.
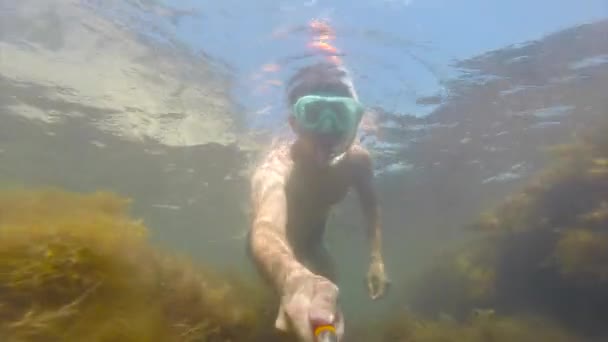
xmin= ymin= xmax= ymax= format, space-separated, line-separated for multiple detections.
xmin=314 ymin=147 xmax=335 ymax=167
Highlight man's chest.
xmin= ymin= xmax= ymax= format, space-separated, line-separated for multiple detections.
xmin=287 ymin=165 xmax=352 ymax=208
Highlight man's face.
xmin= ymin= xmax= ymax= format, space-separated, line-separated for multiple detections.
xmin=290 ymin=115 xmax=354 ymax=167
xmin=289 ymin=93 xmax=363 ymax=167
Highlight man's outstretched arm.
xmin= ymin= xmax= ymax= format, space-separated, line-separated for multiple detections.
xmin=249 ymin=168 xmax=312 ymax=293
xmin=352 ymin=148 xmax=383 ymax=261
xmin=249 ymin=167 xmax=343 ymax=341
xmin=352 ymin=147 xmax=388 ymax=299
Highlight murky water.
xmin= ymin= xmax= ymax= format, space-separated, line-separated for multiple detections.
xmin=1 ymin=0 xmax=608 ymax=341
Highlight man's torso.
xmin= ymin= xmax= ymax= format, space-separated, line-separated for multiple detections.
xmin=253 ymin=142 xmax=361 ymax=252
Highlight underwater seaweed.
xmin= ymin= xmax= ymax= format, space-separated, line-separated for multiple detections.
xmin=403 ymin=241 xmax=498 ymax=320
xmin=403 ymin=119 xmax=608 ymax=340
xmin=554 ymin=228 xmax=608 ymax=282
xmin=377 ymin=313 xmax=581 ymax=342
xmin=0 ymin=188 xmax=288 ymax=342
xmin=5 ymin=185 xmax=580 ymax=342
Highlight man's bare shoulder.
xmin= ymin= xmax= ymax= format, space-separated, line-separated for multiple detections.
xmin=249 ymin=142 xmax=294 ymax=212
xmin=252 ymin=142 xmax=293 ymax=184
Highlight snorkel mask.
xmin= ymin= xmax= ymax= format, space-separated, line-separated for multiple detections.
xmin=292 ymin=94 xmax=364 ymax=165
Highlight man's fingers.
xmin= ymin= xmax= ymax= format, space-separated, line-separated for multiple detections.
xmin=368 ymin=277 xmax=379 ymax=299
xmin=374 ymin=283 xmax=385 ymax=299
xmin=285 ymin=298 xmax=315 ymax=342
xmin=290 ymin=320 xmax=314 ymax=342
xmin=370 ymin=285 xmax=381 ymax=300
xmin=309 ymin=306 xmax=335 ymax=326
xmin=368 ymin=274 xmax=391 ymax=300
xmin=278 ymin=276 xmax=341 ymax=342
xmin=275 ymin=306 xmax=289 ymax=331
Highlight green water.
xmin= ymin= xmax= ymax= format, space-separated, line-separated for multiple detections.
xmin=2 ymin=1 xmax=608 ymax=341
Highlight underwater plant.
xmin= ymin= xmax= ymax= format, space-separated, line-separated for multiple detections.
xmin=401 ymin=241 xmax=497 ymax=321
xmin=0 ymin=184 xmax=606 ymax=342
xmin=0 ymin=188 xmax=288 ymax=342
xmin=553 ymin=228 xmax=608 ymax=282
xmin=401 ymin=119 xmax=608 ymax=340
xmin=370 ymin=312 xmax=581 ymax=342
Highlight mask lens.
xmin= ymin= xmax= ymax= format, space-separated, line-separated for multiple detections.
xmin=304 ymin=102 xmax=322 ymax=124
xmin=294 ymin=95 xmax=362 ymax=136
xmin=303 ymin=102 xmax=346 ymax=127
xmin=330 ymin=102 xmax=348 ymax=126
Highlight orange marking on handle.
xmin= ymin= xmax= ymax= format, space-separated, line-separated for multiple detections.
xmin=314 ymin=324 xmax=337 ymax=337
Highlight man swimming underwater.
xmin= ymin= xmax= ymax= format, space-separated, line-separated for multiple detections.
xmin=248 ymin=61 xmax=389 ymax=342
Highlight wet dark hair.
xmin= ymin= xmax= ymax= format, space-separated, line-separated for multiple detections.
xmin=286 ymin=62 xmax=355 ymax=105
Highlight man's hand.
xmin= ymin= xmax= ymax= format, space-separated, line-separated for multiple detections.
xmin=367 ymin=257 xmax=389 ymax=300
xmin=275 ymin=271 xmax=344 ymax=342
